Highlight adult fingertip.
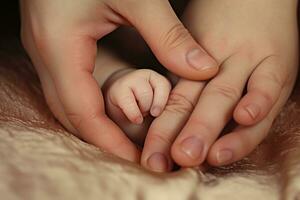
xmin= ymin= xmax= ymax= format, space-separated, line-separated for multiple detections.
xmin=234 ymin=101 xmax=263 ymax=126
xmin=171 ymin=136 xmax=206 ymax=167
xmin=206 ymin=142 xmax=234 ymax=167
xmin=215 ymin=149 xmax=234 ymax=166
xmin=146 ymin=152 xmax=169 ymax=172
xmin=120 ymin=0 xmax=219 ymax=81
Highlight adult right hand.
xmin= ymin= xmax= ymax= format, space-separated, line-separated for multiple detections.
xmin=141 ymin=0 xmax=298 ymax=171
xmin=20 ymin=0 xmax=218 ymax=162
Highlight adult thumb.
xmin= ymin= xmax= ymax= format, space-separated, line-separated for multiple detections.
xmin=111 ymin=0 xmax=219 ymax=80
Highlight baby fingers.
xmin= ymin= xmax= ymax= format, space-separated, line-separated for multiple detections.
xmin=108 ymin=69 xmax=172 ymax=125
xmin=149 ymin=72 xmax=172 ymax=117
xmin=110 ymin=87 xmax=144 ymax=124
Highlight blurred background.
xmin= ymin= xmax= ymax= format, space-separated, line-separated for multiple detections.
xmin=0 ymin=1 xmax=20 ymax=37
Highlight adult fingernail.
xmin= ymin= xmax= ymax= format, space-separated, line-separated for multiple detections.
xmin=180 ymin=137 xmax=204 ymax=160
xmin=147 ymin=153 xmax=169 ymax=172
xmin=216 ymin=150 xmax=233 ymax=165
xmin=244 ymin=104 xmax=260 ymax=120
xmin=186 ymin=49 xmax=216 ymax=70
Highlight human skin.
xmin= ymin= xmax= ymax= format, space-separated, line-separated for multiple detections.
xmin=141 ymin=0 xmax=299 ymax=171
xmin=92 ymin=47 xmax=171 ymax=146
xmin=20 ymin=0 xmax=218 ymax=162
xmin=103 ymin=68 xmax=171 ymax=147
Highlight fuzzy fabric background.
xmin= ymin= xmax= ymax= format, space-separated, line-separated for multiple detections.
xmin=0 ymin=1 xmax=300 ymax=200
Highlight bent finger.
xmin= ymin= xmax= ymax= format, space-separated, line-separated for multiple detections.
xmin=209 ymin=79 xmax=295 ymax=166
xmin=141 ymin=79 xmax=205 ymax=172
xmin=43 ymin=35 xmax=140 ymax=162
xmin=110 ymin=0 xmax=219 ymax=80
xmin=149 ymin=71 xmax=172 ymax=117
xmin=171 ymin=54 xmax=253 ymax=167
xmin=131 ymin=79 xmax=154 ymax=116
xmin=111 ymin=87 xmax=144 ymax=124
xmin=234 ymin=56 xmax=288 ymax=126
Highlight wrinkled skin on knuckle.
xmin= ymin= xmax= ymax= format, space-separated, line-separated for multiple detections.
xmin=253 ymin=70 xmax=283 ymax=89
xmin=161 ymin=23 xmax=191 ymax=51
xmin=146 ymin=131 xmax=173 ymax=147
xmin=205 ymin=83 xmax=241 ymax=102
xmin=165 ymin=92 xmax=195 ymax=115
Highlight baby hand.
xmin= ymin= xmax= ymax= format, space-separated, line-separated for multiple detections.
xmin=103 ymin=69 xmax=171 ymax=144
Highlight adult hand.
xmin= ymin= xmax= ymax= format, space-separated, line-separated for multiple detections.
xmin=141 ymin=0 xmax=299 ymax=171
xmin=20 ymin=0 xmax=218 ymax=162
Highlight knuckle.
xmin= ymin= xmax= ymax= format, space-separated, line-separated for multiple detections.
xmin=147 ymin=132 xmax=173 ymax=147
xmin=206 ymin=83 xmax=241 ymax=102
xmin=165 ymin=91 xmax=195 ymax=115
xmin=259 ymin=78 xmax=282 ymax=104
xmin=258 ymin=70 xmax=284 ymax=90
xmin=188 ymin=117 xmax=212 ymax=136
xmin=161 ymin=23 xmax=191 ymax=50
xmin=66 ymin=111 xmax=99 ymax=131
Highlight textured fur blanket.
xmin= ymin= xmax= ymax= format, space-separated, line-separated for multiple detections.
xmin=1 ymin=39 xmax=300 ymax=200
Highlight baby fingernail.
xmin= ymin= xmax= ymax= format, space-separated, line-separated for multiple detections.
xmin=151 ymin=107 xmax=161 ymax=117
xmin=244 ymin=104 xmax=260 ymax=120
xmin=216 ymin=149 xmax=233 ymax=165
xmin=147 ymin=153 xmax=169 ymax=172
xmin=186 ymin=49 xmax=217 ymax=70
xmin=180 ymin=137 xmax=204 ymax=160
xmin=135 ymin=116 xmax=144 ymax=124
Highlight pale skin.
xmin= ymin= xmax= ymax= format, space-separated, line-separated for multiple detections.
xmin=141 ymin=0 xmax=299 ymax=171
xmin=21 ymin=0 xmax=299 ymax=172
xmin=20 ymin=0 xmax=218 ymax=163
xmin=97 ymin=0 xmax=299 ymax=172
xmin=94 ymin=47 xmax=171 ymax=146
